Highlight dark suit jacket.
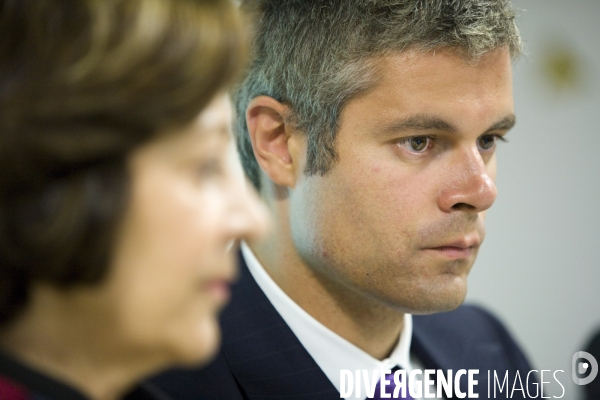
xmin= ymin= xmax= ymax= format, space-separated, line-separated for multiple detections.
xmin=149 ymin=255 xmax=535 ymax=399
xmin=0 ymin=350 xmax=171 ymax=400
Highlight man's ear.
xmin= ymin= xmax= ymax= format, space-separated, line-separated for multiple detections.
xmin=246 ymin=96 xmax=301 ymax=188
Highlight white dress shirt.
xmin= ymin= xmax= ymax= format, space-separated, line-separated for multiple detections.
xmin=241 ymin=242 xmax=426 ymax=399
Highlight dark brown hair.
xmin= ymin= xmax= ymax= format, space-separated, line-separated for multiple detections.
xmin=0 ymin=0 xmax=247 ymax=324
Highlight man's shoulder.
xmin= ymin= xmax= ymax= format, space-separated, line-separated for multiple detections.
xmin=412 ymin=304 xmax=534 ymax=373
xmin=147 ymin=353 xmax=245 ymax=400
xmin=413 ymin=303 xmax=514 ymax=339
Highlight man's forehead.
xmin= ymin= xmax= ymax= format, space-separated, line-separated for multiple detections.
xmin=335 ymin=47 xmax=514 ymax=140
xmin=367 ymin=48 xmax=513 ymax=102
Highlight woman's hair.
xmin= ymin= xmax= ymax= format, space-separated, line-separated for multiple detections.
xmin=0 ymin=0 xmax=247 ymax=325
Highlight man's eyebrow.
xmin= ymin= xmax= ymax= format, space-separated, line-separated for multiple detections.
xmin=380 ymin=114 xmax=458 ymax=134
xmin=378 ymin=114 xmax=516 ymax=135
xmin=485 ymin=115 xmax=516 ymax=132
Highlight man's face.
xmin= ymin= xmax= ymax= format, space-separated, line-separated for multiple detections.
xmin=288 ymin=48 xmax=514 ymax=314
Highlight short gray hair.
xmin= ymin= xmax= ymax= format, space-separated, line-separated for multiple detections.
xmin=236 ymin=0 xmax=522 ymax=189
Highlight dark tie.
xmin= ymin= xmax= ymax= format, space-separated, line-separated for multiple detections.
xmin=368 ymin=366 xmax=414 ymax=400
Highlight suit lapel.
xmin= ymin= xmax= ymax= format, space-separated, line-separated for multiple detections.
xmin=219 ymin=253 xmax=339 ymax=399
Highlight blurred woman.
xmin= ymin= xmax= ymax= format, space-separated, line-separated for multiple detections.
xmin=0 ymin=0 xmax=268 ymax=399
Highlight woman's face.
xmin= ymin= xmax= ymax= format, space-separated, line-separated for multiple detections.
xmin=100 ymin=95 xmax=268 ymax=365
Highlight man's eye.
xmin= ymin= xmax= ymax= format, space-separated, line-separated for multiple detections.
xmin=477 ymin=134 xmax=505 ymax=151
xmin=399 ymin=136 xmax=431 ymax=153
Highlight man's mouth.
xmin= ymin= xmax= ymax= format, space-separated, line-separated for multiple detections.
xmin=422 ymin=235 xmax=481 ymax=259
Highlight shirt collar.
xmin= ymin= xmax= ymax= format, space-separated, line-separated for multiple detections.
xmin=241 ymin=242 xmax=414 ymax=395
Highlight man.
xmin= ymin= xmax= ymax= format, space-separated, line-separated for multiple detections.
xmin=151 ymin=0 xmax=535 ymax=398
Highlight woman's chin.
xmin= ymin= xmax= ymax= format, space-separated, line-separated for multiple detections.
xmin=170 ymin=318 xmax=222 ymax=367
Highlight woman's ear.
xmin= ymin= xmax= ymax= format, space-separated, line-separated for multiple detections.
xmin=246 ymin=96 xmax=302 ymax=188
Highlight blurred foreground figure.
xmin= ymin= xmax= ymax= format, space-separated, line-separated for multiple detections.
xmin=151 ymin=1 xmax=538 ymax=399
xmin=0 ymin=0 xmax=267 ymax=399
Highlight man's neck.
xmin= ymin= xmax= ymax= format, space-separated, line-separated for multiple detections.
xmin=249 ymin=229 xmax=404 ymax=360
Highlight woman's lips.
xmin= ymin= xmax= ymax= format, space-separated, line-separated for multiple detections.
xmin=204 ymin=279 xmax=232 ymax=303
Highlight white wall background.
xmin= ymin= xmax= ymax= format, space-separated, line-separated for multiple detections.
xmin=466 ymin=1 xmax=600 ymax=399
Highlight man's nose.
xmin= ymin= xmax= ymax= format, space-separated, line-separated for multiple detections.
xmin=436 ymin=146 xmax=498 ymax=213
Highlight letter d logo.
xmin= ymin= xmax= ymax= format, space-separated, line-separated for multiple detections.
xmin=572 ymin=351 xmax=598 ymax=385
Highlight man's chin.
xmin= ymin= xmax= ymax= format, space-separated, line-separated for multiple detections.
xmin=407 ymin=297 xmax=466 ymax=315
xmin=390 ymin=280 xmax=468 ymax=315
